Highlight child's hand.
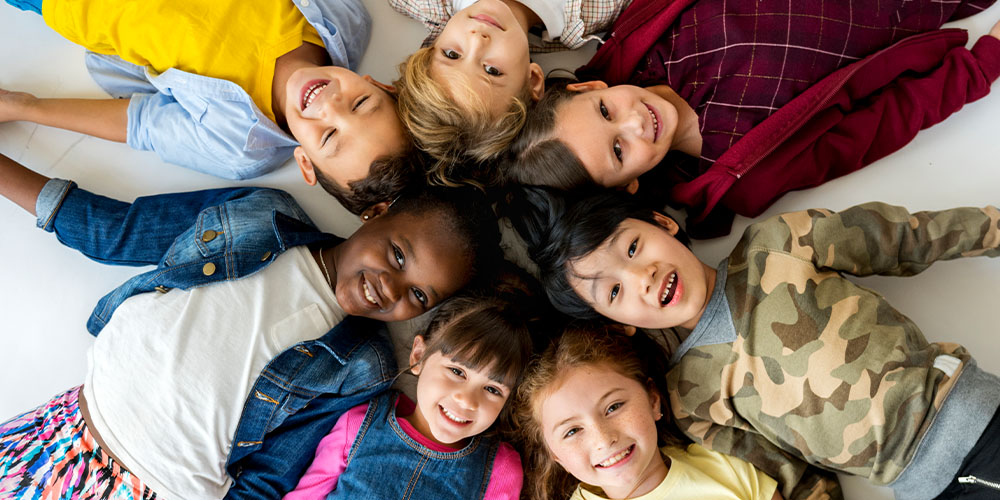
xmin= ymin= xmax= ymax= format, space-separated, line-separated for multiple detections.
xmin=990 ymin=18 xmax=1000 ymax=41
xmin=0 ymin=88 xmax=37 ymax=123
xmin=803 ymin=479 xmax=831 ymax=500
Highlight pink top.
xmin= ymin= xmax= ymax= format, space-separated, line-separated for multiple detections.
xmin=283 ymin=395 xmax=523 ymax=499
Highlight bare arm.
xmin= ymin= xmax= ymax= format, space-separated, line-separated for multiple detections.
xmin=0 ymin=89 xmax=128 ymax=143
xmin=0 ymin=153 xmax=50 ymax=215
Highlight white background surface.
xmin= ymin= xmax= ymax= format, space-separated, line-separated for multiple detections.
xmin=2 ymin=1 xmax=999 ymax=498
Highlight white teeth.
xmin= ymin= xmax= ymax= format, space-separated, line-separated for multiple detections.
xmin=660 ymin=272 xmax=676 ymax=303
xmin=647 ymin=107 xmax=659 ymax=136
xmin=597 ymin=446 xmax=632 ymax=467
xmin=363 ymin=281 xmax=377 ymax=305
xmin=441 ymin=406 xmax=470 ymax=423
xmin=302 ymin=83 xmax=327 ymax=109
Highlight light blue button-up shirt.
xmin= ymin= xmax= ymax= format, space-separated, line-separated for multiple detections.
xmin=83 ymin=0 xmax=371 ymax=180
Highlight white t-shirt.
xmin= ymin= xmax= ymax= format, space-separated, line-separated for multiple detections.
xmin=83 ymin=246 xmax=346 ymax=499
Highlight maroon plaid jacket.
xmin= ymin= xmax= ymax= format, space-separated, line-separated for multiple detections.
xmin=578 ymin=0 xmax=1000 ymax=237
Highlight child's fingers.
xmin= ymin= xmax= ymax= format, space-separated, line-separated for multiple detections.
xmin=990 ymin=18 xmax=1000 ymax=40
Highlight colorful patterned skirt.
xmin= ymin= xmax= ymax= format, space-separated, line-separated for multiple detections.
xmin=0 ymin=386 xmax=157 ymax=499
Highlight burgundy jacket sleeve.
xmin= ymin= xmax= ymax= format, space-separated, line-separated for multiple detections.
xmin=674 ymin=30 xmax=1000 ymax=236
xmin=721 ymin=33 xmax=1000 ymax=219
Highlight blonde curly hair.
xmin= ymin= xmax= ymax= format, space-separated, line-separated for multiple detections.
xmin=395 ymin=46 xmax=533 ymax=187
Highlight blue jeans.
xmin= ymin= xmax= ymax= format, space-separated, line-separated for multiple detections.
xmin=5 ymin=0 xmax=41 ymax=14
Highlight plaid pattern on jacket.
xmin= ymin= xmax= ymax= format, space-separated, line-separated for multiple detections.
xmin=628 ymin=0 xmax=996 ymax=166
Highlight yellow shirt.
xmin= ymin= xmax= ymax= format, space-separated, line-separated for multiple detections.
xmin=42 ymin=0 xmax=324 ymax=121
xmin=571 ymin=444 xmax=778 ymax=500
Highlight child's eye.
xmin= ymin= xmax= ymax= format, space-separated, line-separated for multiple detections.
xmin=606 ymin=402 xmax=623 ymax=415
xmin=392 ymin=244 xmax=404 ymax=268
xmin=352 ymin=94 xmax=370 ymax=111
xmin=413 ymin=287 xmax=428 ymax=306
xmin=613 ymin=140 xmax=622 ymax=162
xmin=609 ymin=283 xmax=620 ymax=303
xmin=320 ymin=128 xmax=336 ymax=147
xmin=564 ymin=427 xmax=581 ymax=439
xmin=599 ymin=100 xmax=610 ymax=120
xmin=449 ymin=367 xmax=465 ymax=377
xmin=628 ymin=238 xmax=638 ymax=258
xmin=484 ymin=64 xmax=502 ymax=76
xmin=442 ymin=48 xmax=461 ymax=59
xmin=485 ymin=385 xmax=504 ymax=397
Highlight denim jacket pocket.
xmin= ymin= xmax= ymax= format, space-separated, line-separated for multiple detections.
xmin=193 ymin=205 xmax=228 ymax=257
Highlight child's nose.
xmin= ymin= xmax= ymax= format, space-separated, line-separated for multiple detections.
xmin=621 ymin=109 xmax=645 ymax=137
xmin=378 ymin=272 xmax=401 ymax=303
xmin=453 ymin=387 xmax=478 ymax=410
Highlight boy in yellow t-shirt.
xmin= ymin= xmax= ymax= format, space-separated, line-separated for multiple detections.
xmin=0 ymin=0 xmax=418 ymax=214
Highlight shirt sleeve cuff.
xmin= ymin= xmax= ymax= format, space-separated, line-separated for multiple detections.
xmin=35 ymin=178 xmax=75 ymax=232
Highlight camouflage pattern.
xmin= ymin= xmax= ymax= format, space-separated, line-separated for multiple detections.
xmin=665 ymin=202 xmax=1000 ymax=500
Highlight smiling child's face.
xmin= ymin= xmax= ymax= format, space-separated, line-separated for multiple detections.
xmin=407 ymin=337 xmax=511 ymax=446
xmin=329 ymin=209 xmax=472 ymax=322
xmin=554 ymin=83 xmax=679 ymax=190
xmin=568 ymin=214 xmax=714 ymax=330
xmin=540 ymin=363 xmax=667 ymax=499
xmin=430 ymin=0 xmax=543 ymax=117
xmin=285 ymin=66 xmax=409 ymax=189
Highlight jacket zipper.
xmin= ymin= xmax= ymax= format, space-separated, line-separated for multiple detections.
xmin=959 ymin=475 xmax=1000 ymax=491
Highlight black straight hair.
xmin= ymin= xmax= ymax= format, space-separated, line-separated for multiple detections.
xmin=500 ymin=186 xmax=689 ymax=318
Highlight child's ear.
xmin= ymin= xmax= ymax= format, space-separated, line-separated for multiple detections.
xmin=294 ymin=147 xmax=317 ymax=186
xmin=652 ymin=212 xmax=680 ymax=236
xmin=409 ymin=335 xmax=427 ymax=375
xmin=625 ymin=178 xmax=640 ymax=194
xmin=566 ymin=80 xmax=609 ymax=93
xmin=359 ymin=200 xmax=392 ymax=223
xmin=528 ymin=62 xmax=545 ymax=101
xmin=365 ymin=75 xmax=397 ymax=96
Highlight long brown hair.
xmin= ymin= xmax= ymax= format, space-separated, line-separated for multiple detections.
xmin=512 ymin=323 xmax=683 ymax=500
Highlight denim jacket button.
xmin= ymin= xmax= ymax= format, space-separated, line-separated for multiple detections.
xmin=154 ymin=285 xmax=170 ymax=293
xmin=201 ymin=230 xmax=218 ymax=242
xmin=261 ymin=251 xmax=272 ymax=261
xmin=202 ymin=262 xmax=217 ymax=276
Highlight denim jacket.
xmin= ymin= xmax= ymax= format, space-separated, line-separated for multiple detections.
xmin=81 ymin=0 xmax=371 ymax=180
xmin=35 ymin=179 xmax=396 ymax=498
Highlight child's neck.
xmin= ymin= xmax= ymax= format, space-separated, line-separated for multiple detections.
xmin=271 ymin=42 xmax=332 ymax=128
xmin=679 ymin=262 xmax=717 ymax=330
xmin=604 ymin=450 xmax=669 ymax=499
xmin=311 ymin=245 xmax=338 ymax=294
xmin=500 ymin=0 xmax=542 ymax=33
xmin=649 ymin=85 xmax=702 ymax=158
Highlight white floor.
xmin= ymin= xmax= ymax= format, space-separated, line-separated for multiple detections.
xmin=2 ymin=1 xmax=999 ymax=498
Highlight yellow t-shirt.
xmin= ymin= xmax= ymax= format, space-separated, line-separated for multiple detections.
xmin=42 ymin=0 xmax=324 ymax=122
xmin=571 ymin=444 xmax=778 ymax=500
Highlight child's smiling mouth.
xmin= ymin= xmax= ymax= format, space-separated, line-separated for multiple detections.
xmin=595 ymin=444 xmax=635 ymax=468
xmin=658 ymin=271 xmax=679 ymax=306
xmin=300 ymin=80 xmax=329 ymax=111
xmin=440 ymin=405 xmax=472 ymax=425
xmin=471 ymin=14 xmax=504 ymax=31
xmin=359 ymin=274 xmax=382 ymax=309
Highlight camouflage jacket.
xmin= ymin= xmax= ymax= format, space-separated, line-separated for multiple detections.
xmin=664 ymin=202 xmax=1000 ymax=500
